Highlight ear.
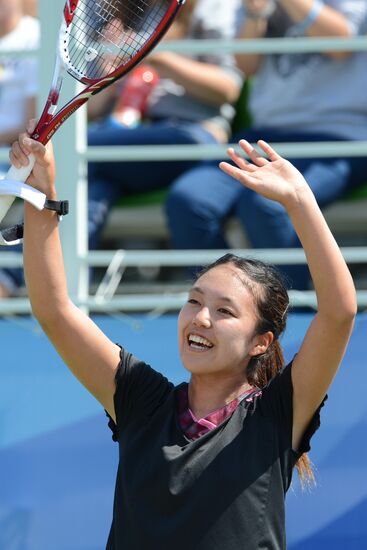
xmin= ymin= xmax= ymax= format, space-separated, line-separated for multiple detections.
xmin=249 ymin=331 xmax=274 ymax=357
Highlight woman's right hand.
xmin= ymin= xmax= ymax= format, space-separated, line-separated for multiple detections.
xmin=219 ymin=139 xmax=313 ymax=210
xmin=9 ymin=120 xmax=56 ymax=198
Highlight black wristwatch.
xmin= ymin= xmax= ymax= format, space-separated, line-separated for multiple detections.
xmin=0 ymin=199 xmax=69 ymax=244
xmin=44 ymin=199 xmax=69 ymax=217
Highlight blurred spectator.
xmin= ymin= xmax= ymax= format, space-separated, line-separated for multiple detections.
xmin=0 ymin=0 xmax=243 ymax=297
xmin=0 ymin=0 xmax=39 ymax=298
xmin=0 ymin=0 xmax=38 ymax=170
xmin=87 ymin=0 xmax=243 ymax=250
xmin=166 ymin=0 xmax=367 ymax=289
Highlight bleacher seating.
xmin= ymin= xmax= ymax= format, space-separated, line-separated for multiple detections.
xmin=102 ymin=182 xmax=367 ymax=248
xmin=102 ymin=80 xmax=367 ymax=250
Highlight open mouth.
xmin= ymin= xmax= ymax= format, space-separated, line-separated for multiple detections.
xmin=187 ymin=333 xmax=214 ymax=351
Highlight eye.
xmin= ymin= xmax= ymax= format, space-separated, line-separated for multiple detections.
xmin=218 ymin=307 xmax=235 ymax=317
xmin=188 ymin=298 xmax=200 ymax=305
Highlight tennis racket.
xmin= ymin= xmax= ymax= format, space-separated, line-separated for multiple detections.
xmin=0 ymin=0 xmax=184 ymax=245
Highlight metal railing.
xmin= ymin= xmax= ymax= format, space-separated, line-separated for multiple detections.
xmin=1 ymin=248 xmax=367 ymax=314
xmin=0 ymin=0 xmax=366 ymax=314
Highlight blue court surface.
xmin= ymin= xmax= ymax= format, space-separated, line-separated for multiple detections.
xmin=0 ymin=313 xmax=366 ymax=549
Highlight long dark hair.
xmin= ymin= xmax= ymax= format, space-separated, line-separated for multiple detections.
xmin=197 ymin=253 xmax=314 ymax=485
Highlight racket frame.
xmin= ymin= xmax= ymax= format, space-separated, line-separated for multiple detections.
xmin=33 ymin=0 xmax=185 ymax=145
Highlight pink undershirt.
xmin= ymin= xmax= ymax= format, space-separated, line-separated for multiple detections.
xmin=176 ymin=383 xmax=262 ymax=440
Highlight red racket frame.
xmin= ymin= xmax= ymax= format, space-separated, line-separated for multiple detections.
xmin=33 ymin=0 xmax=184 ymax=144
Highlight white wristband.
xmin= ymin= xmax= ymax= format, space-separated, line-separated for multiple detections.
xmin=0 ymin=179 xmax=69 ymax=246
xmin=294 ymin=0 xmax=324 ymax=34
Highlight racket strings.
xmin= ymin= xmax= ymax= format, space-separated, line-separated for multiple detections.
xmin=65 ymin=0 xmax=173 ymax=80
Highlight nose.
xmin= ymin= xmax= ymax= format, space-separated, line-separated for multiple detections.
xmin=193 ymin=306 xmax=211 ymax=328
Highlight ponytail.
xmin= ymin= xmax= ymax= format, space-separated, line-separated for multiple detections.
xmin=247 ymin=340 xmax=285 ymax=388
xmin=296 ymin=453 xmax=315 ymax=488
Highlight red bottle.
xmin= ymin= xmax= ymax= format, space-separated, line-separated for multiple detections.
xmin=112 ymin=65 xmax=160 ymax=127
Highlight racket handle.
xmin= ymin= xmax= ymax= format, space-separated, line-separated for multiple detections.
xmin=0 ymin=154 xmax=36 ymax=223
xmin=6 ymin=153 xmax=36 ymax=183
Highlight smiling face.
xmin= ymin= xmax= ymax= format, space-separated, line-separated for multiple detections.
xmin=178 ymin=264 xmax=272 ymax=380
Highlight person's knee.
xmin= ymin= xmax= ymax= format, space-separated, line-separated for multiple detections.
xmin=302 ymin=160 xmax=350 ymax=205
xmin=166 ymin=169 xmax=210 ymax=223
xmin=238 ymin=189 xmax=285 ymax=220
xmin=166 ymin=183 xmax=193 ymax=223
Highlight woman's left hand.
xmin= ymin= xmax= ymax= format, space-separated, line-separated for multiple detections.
xmin=220 ymin=140 xmax=312 ymax=209
xmin=9 ymin=120 xmax=56 ymax=198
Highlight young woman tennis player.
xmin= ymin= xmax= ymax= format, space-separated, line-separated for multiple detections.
xmin=10 ymin=126 xmax=356 ymax=549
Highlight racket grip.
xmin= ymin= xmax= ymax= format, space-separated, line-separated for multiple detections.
xmin=0 ymin=154 xmax=36 ymax=223
xmin=6 ymin=153 xmax=36 ymax=183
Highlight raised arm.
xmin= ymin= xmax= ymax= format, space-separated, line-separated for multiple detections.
xmin=147 ymin=52 xmax=241 ymax=106
xmin=237 ymin=1 xmax=271 ymax=76
xmin=145 ymin=0 xmax=241 ymax=107
xmin=278 ymin=0 xmax=351 ymax=39
xmin=238 ymin=0 xmax=356 ymax=76
xmin=219 ymin=140 xmax=357 ymax=451
xmin=10 ymin=127 xmax=121 ymax=421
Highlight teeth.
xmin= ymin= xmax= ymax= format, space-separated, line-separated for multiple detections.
xmin=188 ymin=334 xmax=213 ymax=348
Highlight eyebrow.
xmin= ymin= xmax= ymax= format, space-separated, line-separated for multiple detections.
xmin=190 ymin=286 xmax=237 ymax=305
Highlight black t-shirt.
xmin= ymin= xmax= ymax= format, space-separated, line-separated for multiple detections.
xmin=106 ymin=348 xmax=325 ymax=550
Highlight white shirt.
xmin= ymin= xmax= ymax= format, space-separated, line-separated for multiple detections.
xmin=249 ymin=1 xmax=367 ymax=139
xmin=0 ymin=16 xmax=39 ymax=134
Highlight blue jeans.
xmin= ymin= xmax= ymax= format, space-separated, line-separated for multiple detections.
xmin=166 ymin=128 xmax=367 ymax=289
xmin=0 ymin=119 xmax=218 ymax=293
xmin=87 ymin=119 xmax=218 ymax=248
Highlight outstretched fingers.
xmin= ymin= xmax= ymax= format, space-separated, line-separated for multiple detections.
xmin=238 ymin=139 xmax=283 ymax=165
xmin=257 ymin=140 xmax=282 ymax=162
xmin=219 ymin=161 xmax=259 ymax=190
xmin=238 ymin=140 xmax=269 ymax=167
xmin=226 ymin=147 xmax=256 ymax=172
